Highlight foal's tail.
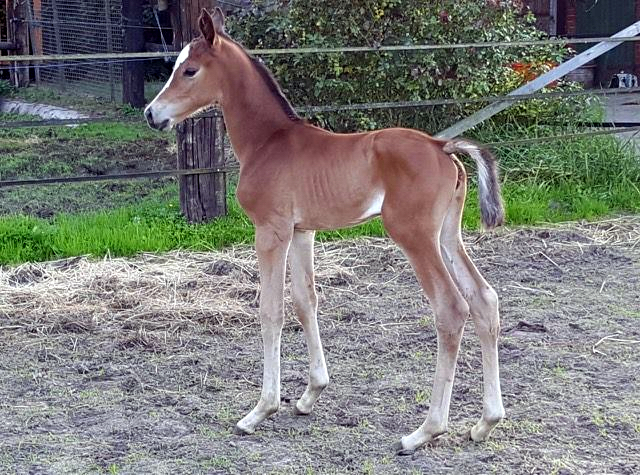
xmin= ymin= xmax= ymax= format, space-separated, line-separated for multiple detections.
xmin=442 ymin=138 xmax=505 ymax=229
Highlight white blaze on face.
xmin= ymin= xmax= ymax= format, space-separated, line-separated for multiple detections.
xmin=158 ymin=44 xmax=191 ymax=97
xmin=144 ymin=44 xmax=191 ymax=129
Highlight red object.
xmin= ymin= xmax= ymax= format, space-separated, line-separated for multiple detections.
xmin=510 ymin=61 xmax=558 ymax=87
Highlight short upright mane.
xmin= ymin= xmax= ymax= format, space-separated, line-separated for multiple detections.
xmin=220 ymin=34 xmax=302 ymax=123
xmin=248 ymin=56 xmax=302 ymax=122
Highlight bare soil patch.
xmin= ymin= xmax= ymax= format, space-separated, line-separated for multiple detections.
xmin=1 ymin=218 xmax=639 ymax=474
xmin=0 ymin=131 xmax=176 ymax=217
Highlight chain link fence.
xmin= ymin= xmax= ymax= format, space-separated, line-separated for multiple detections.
xmin=28 ymin=0 xmax=123 ymax=100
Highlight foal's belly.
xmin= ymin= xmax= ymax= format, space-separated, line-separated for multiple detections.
xmin=293 ymin=189 xmax=385 ymax=231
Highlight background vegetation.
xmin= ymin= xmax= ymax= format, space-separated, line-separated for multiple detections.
xmin=228 ymin=0 xmax=582 ymax=131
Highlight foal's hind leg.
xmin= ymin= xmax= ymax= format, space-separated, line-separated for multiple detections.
xmin=383 ymin=208 xmax=470 ymax=453
xmin=439 ymin=168 xmax=505 ymax=441
xmin=288 ymin=230 xmax=329 ymax=415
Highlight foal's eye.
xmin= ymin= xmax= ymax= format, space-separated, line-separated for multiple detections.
xmin=184 ymin=68 xmax=198 ymax=77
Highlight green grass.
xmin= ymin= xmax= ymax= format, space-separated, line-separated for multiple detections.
xmin=1 ymin=115 xmax=639 ymax=265
xmin=0 ymin=191 xmax=390 ymax=264
xmin=0 ymin=117 xmax=156 ymax=142
xmin=2 ymin=175 xmax=638 ymax=265
xmin=0 ymin=197 xmax=252 ymax=265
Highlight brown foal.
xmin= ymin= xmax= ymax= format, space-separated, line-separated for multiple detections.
xmin=145 ymin=8 xmax=505 ymax=453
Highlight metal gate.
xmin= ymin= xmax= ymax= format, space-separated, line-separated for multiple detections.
xmin=27 ymin=0 xmax=124 ymax=100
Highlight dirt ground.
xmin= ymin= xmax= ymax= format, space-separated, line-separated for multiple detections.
xmin=1 ymin=217 xmax=639 ymax=474
xmin=0 ymin=128 xmax=177 ymax=217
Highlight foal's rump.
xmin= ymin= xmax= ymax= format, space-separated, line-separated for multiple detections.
xmin=370 ymin=128 xmax=504 ymax=230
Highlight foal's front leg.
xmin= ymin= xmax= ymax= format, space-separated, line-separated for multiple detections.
xmin=288 ymin=230 xmax=329 ymax=415
xmin=236 ymin=225 xmax=292 ymax=434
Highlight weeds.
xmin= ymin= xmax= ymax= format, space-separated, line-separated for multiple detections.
xmin=361 ymin=459 xmax=375 ymax=475
xmin=550 ymin=362 xmax=568 ymax=379
xmin=201 ymin=456 xmax=231 ymax=470
xmin=415 ymin=389 xmax=430 ymax=404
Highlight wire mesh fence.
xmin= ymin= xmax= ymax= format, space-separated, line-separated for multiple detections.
xmin=28 ymin=0 xmax=123 ymax=100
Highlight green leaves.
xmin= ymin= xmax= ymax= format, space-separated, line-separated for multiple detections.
xmin=228 ymin=0 xmax=573 ymax=132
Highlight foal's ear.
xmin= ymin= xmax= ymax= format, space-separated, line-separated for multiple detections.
xmin=198 ymin=9 xmax=218 ymax=46
xmin=199 ymin=7 xmax=225 ymax=45
xmin=211 ymin=7 xmax=225 ymax=34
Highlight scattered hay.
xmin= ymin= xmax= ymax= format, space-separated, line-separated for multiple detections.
xmin=1 ymin=248 xmax=264 ymax=333
xmin=1 ymin=216 xmax=638 ymax=335
xmin=117 ymin=328 xmax=163 ymax=352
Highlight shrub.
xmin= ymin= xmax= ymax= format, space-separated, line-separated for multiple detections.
xmin=228 ymin=0 xmax=579 ymax=132
xmin=0 ymin=79 xmax=14 ymax=97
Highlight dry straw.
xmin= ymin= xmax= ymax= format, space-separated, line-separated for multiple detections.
xmin=1 ymin=216 xmax=638 ymax=335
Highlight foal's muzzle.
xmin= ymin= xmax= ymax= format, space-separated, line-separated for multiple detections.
xmin=144 ymin=108 xmax=170 ymax=131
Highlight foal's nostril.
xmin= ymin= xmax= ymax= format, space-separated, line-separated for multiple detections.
xmin=144 ymin=108 xmax=154 ymax=126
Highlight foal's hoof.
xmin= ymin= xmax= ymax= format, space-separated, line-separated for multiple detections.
xmin=233 ymin=424 xmax=255 ymax=436
xmin=469 ymin=423 xmax=493 ymax=442
xmin=392 ymin=440 xmax=415 ymax=456
xmin=292 ymin=404 xmax=311 ymax=416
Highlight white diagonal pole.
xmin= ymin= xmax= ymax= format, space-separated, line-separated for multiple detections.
xmin=436 ymin=21 xmax=640 ymax=139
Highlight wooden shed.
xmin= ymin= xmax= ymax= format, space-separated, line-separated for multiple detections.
xmin=526 ymin=0 xmax=640 ymax=86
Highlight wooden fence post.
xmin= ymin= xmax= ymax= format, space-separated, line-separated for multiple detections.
xmin=122 ymin=0 xmax=145 ymax=107
xmin=175 ymin=0 xmax=227 ymax=223
xmin=176 ymin=110 xmax=227 ymax=222
xmin=7 ymin=0 xmax=29 ymax=87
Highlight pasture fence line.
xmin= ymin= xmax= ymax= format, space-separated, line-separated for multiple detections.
xmin=2 ymin=126 xmax=639 ymax=189
xmin=3 ymin=34 xmax=640 ymax=63
xmin=438 ymin=20 xmax=640 ymax=139
xmin=2 ymin=33 xmax=640 ymax=220
xmin=0 ymin=167 xmax=238 ymax=188
xmin=2 ymin=87 xmax=640 ymax=130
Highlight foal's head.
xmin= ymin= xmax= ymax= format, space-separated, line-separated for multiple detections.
xmin=145 ymin=8 xmax=228 ymax=131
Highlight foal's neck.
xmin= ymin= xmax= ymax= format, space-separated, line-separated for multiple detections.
xmin=218 ymin=41 xmax=300 ymax=162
